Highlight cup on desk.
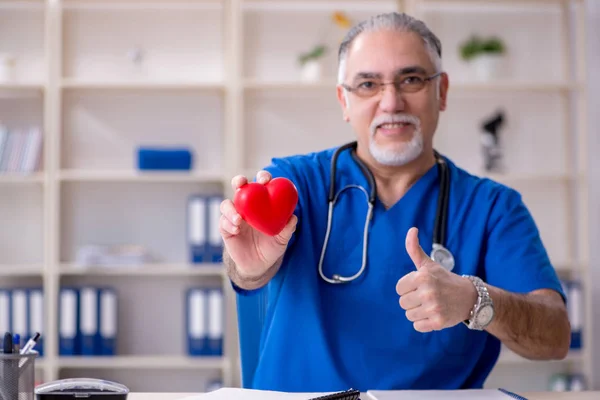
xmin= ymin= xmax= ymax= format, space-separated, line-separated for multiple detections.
xmin=0 ymin=351 xmax=37 ymax=400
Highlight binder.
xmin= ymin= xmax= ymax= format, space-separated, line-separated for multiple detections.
xmin=28 ymin=288 xmax=44 ymax=357
xmin=188 ymin=195 xmax=208 ymax=263
xmin=0 ymin=289 xmax=10 ymax=335
xmin=80 ymin=286 xmax=99 ymax=356
xmin=99 ymin=287 xmax=117 ymax=356
xmin=567 ymin=280 xmax=583 ymax=349
xmin=59 ymin=288 xmax=80 ymax=356
xmin=207 ymin=195 xmax=224 ymax=263
xmin=11 ymin=289 xmax=27 ymax=348
xmin=206 ymin=288 xmax=224 ymax=356
xmin=186 ymin=288 xmax=207 ymax=356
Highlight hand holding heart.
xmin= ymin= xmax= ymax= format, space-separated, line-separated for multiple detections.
xmin=396 ymin=227 xmax=477 ymax=333
xmin=219 ymin=171 xmax=298 ymax=280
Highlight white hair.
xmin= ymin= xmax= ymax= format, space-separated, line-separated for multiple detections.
xmin=338 ymin=12 xmax=443 ymax=100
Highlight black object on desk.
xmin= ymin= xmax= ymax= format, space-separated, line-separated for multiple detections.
xmin=35 ymin=378 xmax=129 ymax=400
xmin=309 ymin=389 xmax=361 ymax=400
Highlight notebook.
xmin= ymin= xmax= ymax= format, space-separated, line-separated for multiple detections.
xmin=365 ymin=389 xmax=527 ymax=400
xmin=178 ymin=388 xmax=354 ymax=400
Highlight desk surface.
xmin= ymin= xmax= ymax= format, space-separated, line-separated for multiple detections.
xmin=127 ymin=392 xmax=599 ymax=400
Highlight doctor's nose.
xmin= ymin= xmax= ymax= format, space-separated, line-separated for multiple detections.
xmin=378 ymin=84 xmax=406 ymax=114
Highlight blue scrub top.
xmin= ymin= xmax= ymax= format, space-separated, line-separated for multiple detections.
xmin=236 ymin=145 xmax=565 ymax=392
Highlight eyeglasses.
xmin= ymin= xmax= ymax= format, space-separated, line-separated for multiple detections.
xmin=341 ymin=72 xmax=442 ymax=98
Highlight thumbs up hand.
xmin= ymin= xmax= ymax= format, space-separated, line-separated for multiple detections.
xmin=395 ymin=227 xmax=478 ymax=333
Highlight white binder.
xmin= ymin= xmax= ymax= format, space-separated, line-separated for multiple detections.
xmin=80 ymin=287 xmax=99 ymax=355
xmin=59 ymin=288 xmax=79 ymax=355
xmin=28 ymin=289 xmax=44 ymax=356
xmin=187 ymin=288 xmax=207 ymax=355
xmin=99 ymin=288 xmax=117 ymax=355
xmin=11 ymin=289 xmax=27 ymax=346
xmin=0 ymin=289 xmax=10 ymax=334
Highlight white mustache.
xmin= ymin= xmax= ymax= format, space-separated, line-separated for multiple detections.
xmin=370 ymin=114 xmax=421 ymax=135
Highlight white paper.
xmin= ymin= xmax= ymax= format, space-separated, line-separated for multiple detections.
xmin=178 ymin=388 xmax=338 ymax=400
xmin=366 ymin=389 xmax=515 ymax=400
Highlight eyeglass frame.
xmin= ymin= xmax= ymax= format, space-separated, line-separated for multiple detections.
xmin=340 ymin=71 xmax=443 ymax=98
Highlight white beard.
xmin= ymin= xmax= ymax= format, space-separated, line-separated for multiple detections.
xmin=368 ymin=114 xmax=424 ymax=166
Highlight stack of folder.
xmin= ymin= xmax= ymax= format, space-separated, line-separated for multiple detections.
xmin=0 ymin=287 xmax=44 ymax=356
xmin=187 ymin=194 xmax=225 ymax=264
xmin=59 ymin=286 xmax=117 ymax=356
xmin=186 ymin=287 xmax=224 ymax=356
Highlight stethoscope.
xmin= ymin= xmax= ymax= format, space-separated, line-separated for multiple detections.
xmin=318 ymin=141 xmax=455 ymax=284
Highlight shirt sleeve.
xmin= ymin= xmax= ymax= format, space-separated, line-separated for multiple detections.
xmin=231 ymin=156 xmax=305 ymax=296
xmin=483 ymin=186 xmax=566 ymax=302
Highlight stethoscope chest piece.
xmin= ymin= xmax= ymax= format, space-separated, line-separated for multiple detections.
xmin=430 ymin=243 xmax=455 ymax=271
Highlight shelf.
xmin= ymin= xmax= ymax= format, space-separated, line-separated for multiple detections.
xmin=497 ymin=348 xmax=583 ymax=365
xmin=243 ymin=0 xmax=397 ymax=12
xmin=0 ymin=173 xmax=45 ymax=184
xmin=58 ymin=170 xmax=224 ymax=183
xmin=0 ymin=264 xmax=43 ymax=277
xmin=57 ymin=355 xmax=227 ymax=370
xmin=0 ymin=2 xmax=45 ymax=11
xmin=59 ymin=263 xmax=225 ymax=277
xmin=61 ymin=80 xmax=224 ymax=92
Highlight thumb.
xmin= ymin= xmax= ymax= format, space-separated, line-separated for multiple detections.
xmin=275 ymin=214 xmax=298 ymax=244
xmin=405 ymin=227 xmax=430 ymax=269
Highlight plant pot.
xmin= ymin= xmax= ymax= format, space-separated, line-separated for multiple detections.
xmin=0 ymin=54 xmax=15 ymax=82
xmin=471 ymin=54 xmax=504 ymax=81
xmin=300 ymin=59 xmax=322 ymax=83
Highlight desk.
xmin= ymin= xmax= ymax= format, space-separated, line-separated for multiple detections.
xmin=126 ymin=392 xmax=600 ymax=400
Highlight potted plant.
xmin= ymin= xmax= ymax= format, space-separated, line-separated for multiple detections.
xmin=297 ymin=12 xmax=352 ymax=82
xmin=459 ymin=35 xmax=506 ymax=81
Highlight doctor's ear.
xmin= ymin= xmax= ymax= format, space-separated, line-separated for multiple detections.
xmin=336 ymin=85 xmax=351 ymax=122
xmin=438 ymin=73 xmax=449 ymax=111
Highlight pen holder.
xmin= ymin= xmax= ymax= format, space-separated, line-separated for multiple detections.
xmin=0 ymin=351 xmax=37 ymax=400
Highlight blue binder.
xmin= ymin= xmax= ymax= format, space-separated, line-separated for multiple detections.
xmin=186 ymin=288 xmax=207 ymax=356
xmin=206 ymin=288 xmax=224 ymax=356
xmin=0 ymin=289 xmax=11 ymax=337
xmin=11 ymin=288 xmax=28 ymax=348
xmin=59 ymin=287 xmax=80 ymax=356
xmin=27 ymin=288 xmax=44 ymax=357
xmin=207 ymin=195 xmax=224 ymax=263
xmin=188 ymin=195 xmax=208 ymax=263
xmin=99 ymin=287 xmax=117 ymax=356
xmin=80 ymin=286 xmax=100 ymax=356
xmin=567 ymin=280 xmax=583 ymax=349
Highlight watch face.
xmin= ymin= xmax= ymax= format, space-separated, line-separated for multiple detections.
xmin=431 ymin=247 xmax=455 ymax=271
xmin=476 ymin=305 xmax=494 ymax=326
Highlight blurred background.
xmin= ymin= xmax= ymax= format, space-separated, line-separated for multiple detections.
xmin=0 ymin=0 xmax=598 ymax=395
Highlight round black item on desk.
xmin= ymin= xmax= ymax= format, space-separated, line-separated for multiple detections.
xmin=35 ymin=378 xmax=129 ymax=400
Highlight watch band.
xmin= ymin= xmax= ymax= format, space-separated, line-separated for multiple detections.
xmin=462 ymin=275 xmax=494 ymax=330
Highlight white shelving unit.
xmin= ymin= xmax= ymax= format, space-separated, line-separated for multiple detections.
xmin=0 ymin=0 xmax=592 ymax=393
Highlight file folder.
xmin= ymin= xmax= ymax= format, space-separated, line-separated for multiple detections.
xmin=59 ymin=288 xmax=80 ymax=355
xmin=0 ymin=289 xmax=10 ymax=335
xmin=28 ymin=288 xmax=44 ymax=357
xmin=188 ymin=195 xmax=208 ymax=263
xmin=207 ymin=195 xmax=224 ymax=263
xmin=567 ymin=280 xmax=583 ymax=349
xmin=80 ymin=287 xmax=100 ymax=356
xmin=186 ymin=288 xmax=207 ymax=356
xmin=99 ymin=287 xmax=117 ymax=356
xmin=11 ymin=289 xmax=27 ymax=348
xmin=206 ymin=288 xmax=224 ymax=356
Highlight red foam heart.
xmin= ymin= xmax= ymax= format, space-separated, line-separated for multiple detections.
xmin=233 ymin=177 xmax=298 ymax=236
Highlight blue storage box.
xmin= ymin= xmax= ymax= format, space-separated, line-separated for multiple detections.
xmin=137 ymin=147 xmax=193 ymax=171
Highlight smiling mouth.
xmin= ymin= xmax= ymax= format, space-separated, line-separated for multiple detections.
xmin=376 ymin=122 xmax=414 ymax=136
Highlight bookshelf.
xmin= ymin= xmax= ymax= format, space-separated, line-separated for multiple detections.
xmin=0 ymin=0 xmax=593 ymax=393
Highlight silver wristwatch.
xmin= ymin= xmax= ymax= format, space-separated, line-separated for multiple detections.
xmin=462 ymin=275 xmax=494 ymax=330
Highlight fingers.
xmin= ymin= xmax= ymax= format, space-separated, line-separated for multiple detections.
xmin=219 ymin=199 xmax=243 ymax=238
xmin=231 ymin=175 xmax=248 ymax=191
xmin=256 ymin=170 xmax=272 ymax=184
xmin=398 ymin=291 xmax=421 ymax=310
xmin=395 ymin=271 xmax=418 ymax=296
xmin=413 ymin=319 xmax=434 ymax=333
xmin=405 ymin=306 xmax=428 ymax=323
xmin=231 ymin=170 xmax=272 ymax=190
xmin=405 ymin=227 xmax=431 ymax=270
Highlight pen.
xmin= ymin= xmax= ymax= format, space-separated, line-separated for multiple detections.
xmin=20 ymin=332 xmax=40 ymax=355
xmin=12 ymin=333 xmax=20 ymax=354
xmin=3 ymin=332 xmax=12 ymax=354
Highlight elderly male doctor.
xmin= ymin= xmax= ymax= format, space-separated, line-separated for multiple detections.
xmin=219 ymin=12 xmax=570 ymax=392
